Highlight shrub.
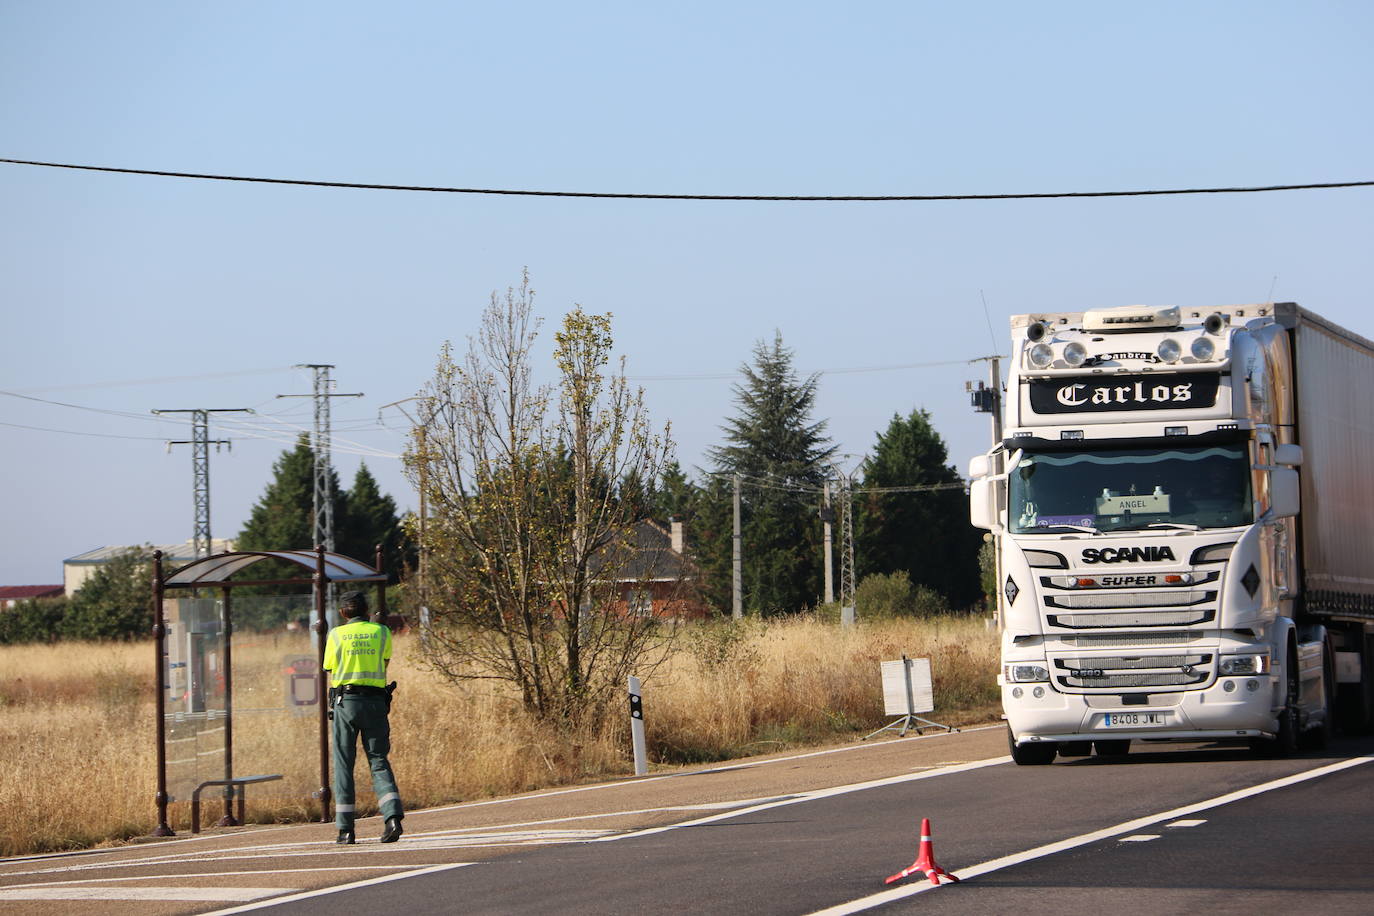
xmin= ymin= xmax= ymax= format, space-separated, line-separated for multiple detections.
xmin=0 ymin=598 xmax=67 ymax=644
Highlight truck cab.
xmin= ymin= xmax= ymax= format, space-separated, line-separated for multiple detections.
xmin=969 ymin=303 xmax=1333 ymax=763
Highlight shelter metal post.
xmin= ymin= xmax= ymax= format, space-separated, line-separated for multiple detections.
xmin=314 ymin=545 xmax=331 ymax=822
xmin=151 ymin=551 xmax=174 ymax=836
xmin=216 ymin=585 xmax=236 ymax=826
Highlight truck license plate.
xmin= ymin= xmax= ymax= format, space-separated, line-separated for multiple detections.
xmin=1107 ymin=713 xmax=1165 ymax=727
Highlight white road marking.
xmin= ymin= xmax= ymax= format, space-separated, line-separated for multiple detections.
xmin=7 ymin=866 xmax=433 ymax=887
xmin=601 ymin=756 xmax=1013 ymax=842
xmin=808 ymin=754 xmax=1374 ymax=915
xmin=1119 ymin=835 xmax=1160 ymax=842
xmin=418 ymin=725 xmax=1002 ymax=818
xmin=1 ymin=886 xmax=289 ymax=902
xmin=1167 ymin=818 xmax=1206 ymax=828
xmin=203 ymin=864 xmax=470 ymax=915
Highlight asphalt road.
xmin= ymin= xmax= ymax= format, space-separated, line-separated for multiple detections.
xmin=4 ymin=729 xmax=1371 ymax=915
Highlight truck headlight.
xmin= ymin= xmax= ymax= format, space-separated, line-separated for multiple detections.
xmin=1219 ymin=654 xmax=1270 ymax=676
xmin=1063 ymin=342 xmax=1088 ymax=367
xmin=1005 ymin=663 xmax=1051 ymax=683
xmin=1157 ymin=338 xmax=1182 ymax=363
xmin=1190 ymin=337 xmax=1215 ymax=361
xmin=1028 ymin=343 xmax=1054 ymax=368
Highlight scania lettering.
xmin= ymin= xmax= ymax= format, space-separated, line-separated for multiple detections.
xmin=1081 ymin=546 xmax=1177 ymax=564
xmin=969 ymin=302 xmax=1374 ymax=764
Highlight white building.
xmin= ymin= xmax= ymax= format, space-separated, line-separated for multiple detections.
xmin=63 ymin=539 xmax=236 ymax=594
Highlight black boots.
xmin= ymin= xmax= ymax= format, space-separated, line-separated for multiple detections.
xmin=336 ymin=828 xmax=355 ymax=845
xmin=380 ymin=816 xmax=403 ymax=843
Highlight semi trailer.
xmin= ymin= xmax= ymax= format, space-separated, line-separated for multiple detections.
xmin=968 ymin=302 xmax=1374 ymax=763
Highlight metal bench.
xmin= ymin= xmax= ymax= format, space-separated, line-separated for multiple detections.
xmin=190 ymin=774 xmax=283 ymax=833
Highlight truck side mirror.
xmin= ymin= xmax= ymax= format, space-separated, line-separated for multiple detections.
xmin=1269 ymin=467 xmax=1300 ymax=519
xmin=968 ymin=454 xmax=992 ymax=480
xmin=1274 ymin=443 xmax=1304 ymax=467
xmin=970 ymin=478 xmax=1000 ymax=530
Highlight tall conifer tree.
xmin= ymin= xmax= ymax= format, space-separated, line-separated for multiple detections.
xmin=858 ymin=408 xmax=982 ymax=608
xmin=708 ymin=333 xmax=835 ymax=615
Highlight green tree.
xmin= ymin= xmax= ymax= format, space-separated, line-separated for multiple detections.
xmin=60 ymin=547 xmax=154 ymax=640
xmin=858 ymin=408 xmax=982 ymax=608
xmin=652 ymin=460 xmax=698 ymax=523
xmin=337 ymin=462 xmax=410 ymax=578
xmin=707 ymin=333 xmax=835 ymax=615
xmin=238 ymin=437 xmax=406 ymax=572
xmin=406 ymin=275 xmax=676 ymax=726
xmin=237 ymin=434 xmax=327 ymax=554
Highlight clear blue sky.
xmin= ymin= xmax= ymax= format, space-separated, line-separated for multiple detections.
xmin=3 ymin=2 xmax=1372 ymax=584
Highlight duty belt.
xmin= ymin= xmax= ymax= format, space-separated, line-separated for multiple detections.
xmin=337 ymin=684 xmax=387 ymax=697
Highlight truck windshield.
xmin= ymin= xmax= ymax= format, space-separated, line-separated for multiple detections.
xmin=1008 ymin=444 xmax=1252 ymax=534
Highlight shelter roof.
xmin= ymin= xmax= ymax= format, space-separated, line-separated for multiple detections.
xmin=67 ymin=539 xmax=236 ymax=565
xmin=163 ymin=550 xmax=384 ymax=587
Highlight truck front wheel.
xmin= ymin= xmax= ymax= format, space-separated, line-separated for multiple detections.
xmin=1251 ymin=642 xmax=1300 ymax=758
xmin=1008 ymin=727 xmax=1057 ymax=765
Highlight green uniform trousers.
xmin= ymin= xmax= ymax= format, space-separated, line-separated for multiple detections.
xmin=332 ymin=694 xmax=403 ymax=829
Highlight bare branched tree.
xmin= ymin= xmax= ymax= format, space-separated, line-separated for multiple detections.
xmin=405 ymin=274 xmax=678 ymax=726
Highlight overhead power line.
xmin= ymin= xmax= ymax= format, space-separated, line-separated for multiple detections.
xmin=3 ymin=157 xmax=1372 ymax=202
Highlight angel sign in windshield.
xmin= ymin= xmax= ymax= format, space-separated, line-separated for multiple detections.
xmin=1009 ymin=445 xmax=1252 ymax=534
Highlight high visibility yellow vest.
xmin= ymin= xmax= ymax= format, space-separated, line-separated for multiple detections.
xmin=324 ymin=619 xmax=392 ymax=687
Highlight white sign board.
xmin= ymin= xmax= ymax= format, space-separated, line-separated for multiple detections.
xmin=880 ymin=657 xmax=934 ymax=716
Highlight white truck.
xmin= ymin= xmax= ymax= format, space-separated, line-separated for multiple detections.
xmin=968 ymin=302 xmax=1374 ymax=764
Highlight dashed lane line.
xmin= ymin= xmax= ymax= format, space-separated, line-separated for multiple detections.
xmin=808 ymin=754 xmax=1374 ymax=915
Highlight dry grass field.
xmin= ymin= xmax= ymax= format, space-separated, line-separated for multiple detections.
xmin=0 ymin=615 xmax=998 ymax=857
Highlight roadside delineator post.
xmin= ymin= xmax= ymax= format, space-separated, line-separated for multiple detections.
xmin=884 ymin=817 xmax=960 ymax=886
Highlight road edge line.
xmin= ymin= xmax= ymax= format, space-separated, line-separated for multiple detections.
xmin=198 ymin=863 xmax=472 ymax=915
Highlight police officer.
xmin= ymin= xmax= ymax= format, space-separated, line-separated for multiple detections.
xmin=323 ymin=590 xmax=404 ymax=844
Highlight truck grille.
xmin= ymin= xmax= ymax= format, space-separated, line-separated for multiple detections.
xmin=1052 ymin=653 xmax=1214 ymax=692
xmin=1048 ymin=609 xmax=1215 ymax=628
xmin=1058 ymin=632 xmax=1204 ymax=648
xmin=1045 ymin=590 xmax=1213 ymax=609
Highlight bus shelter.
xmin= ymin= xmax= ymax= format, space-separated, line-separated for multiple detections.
xmin=150 ymin=546 xmax=388 ymax=836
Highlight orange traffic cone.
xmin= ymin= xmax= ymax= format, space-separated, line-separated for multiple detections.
xmin=884 ymin=817 xmax=960 ymax=886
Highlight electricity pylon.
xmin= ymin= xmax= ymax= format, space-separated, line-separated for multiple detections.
xmin=278 ymin=365 xmax=364 ymax=556
xmin=153 ymin=407 xmax=251 ymax=558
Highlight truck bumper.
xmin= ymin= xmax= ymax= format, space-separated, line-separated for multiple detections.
xmin=1004 ymin=675 xmax=1280 ymax=744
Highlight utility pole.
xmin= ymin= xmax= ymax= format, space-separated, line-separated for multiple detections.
xmin=279 ymin=366 xmax=363 ymax=618
xmin=970 ymin=354 xmax=1006 ymax=629
xmin=732 ymin=474 xmax=743 ymax=620
xmin=838 ymin=472 xmax=856 ymax=626
xmin=153 ymin=408 xmax=251 ymax=558
xmin=821 ymin=480 xmax=834 ymax=605
xmin=379 ymin=397 xmax=428 ymax=637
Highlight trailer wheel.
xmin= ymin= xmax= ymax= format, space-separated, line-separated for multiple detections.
xmin=1008 ymin=727 xmax=1056 ymax=765
xmin=1336 ymin=633 xmax=1374 ymax=735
